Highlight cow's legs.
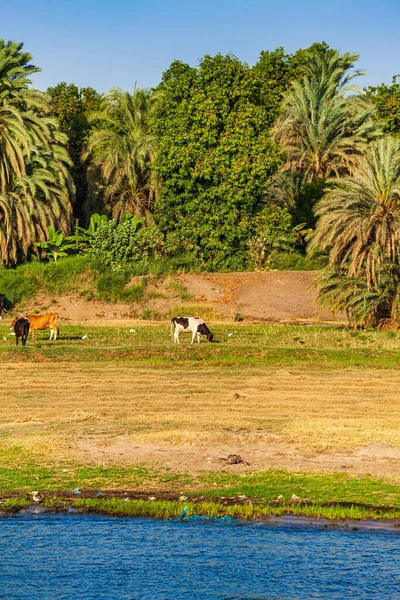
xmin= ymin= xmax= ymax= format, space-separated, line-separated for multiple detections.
xmin=191 ymin=331 xmax=196 ymax=344
xmin=49 ymin=329 xmax=53 ymax=341
xmin=174 ymin=330 xmax=180 ymax=344
xmin=53 ymin=327 xmax=57 ymax=341
xmin=197 ymin=333 xmax=201 ymax=344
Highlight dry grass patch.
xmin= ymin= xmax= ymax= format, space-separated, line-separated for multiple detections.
xmin=1 ymin=362 xmax=400 ymax=477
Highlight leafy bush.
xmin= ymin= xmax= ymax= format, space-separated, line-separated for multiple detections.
xmin=88 ymin=215 xmax=144 ymax=271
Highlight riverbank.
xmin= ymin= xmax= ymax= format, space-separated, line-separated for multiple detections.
xmin=2 ymin=467 xmax=400 ymax=523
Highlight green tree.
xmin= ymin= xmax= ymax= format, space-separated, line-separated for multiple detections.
xmin=153 ymin=54 xmax=282 ymax=270
xmin=85 ymin=86 xmax=156 ymax=223
xmin=47 ymin=82 xmax=102 ymax=222
xmin=365 ymin=76 xmax=400 ymax=135
xmin=311 ymin=137 xmax=400 ymax=286
xmin=273 ymin=48 xmax=377 ymax=181
xmin=312 ymin=137 xmax=400 ymax=327
xmin=0 ymin=40 xmax=74 ymax=265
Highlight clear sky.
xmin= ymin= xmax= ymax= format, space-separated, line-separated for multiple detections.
xmin=3 ymin=0 xmax=399 ymax=92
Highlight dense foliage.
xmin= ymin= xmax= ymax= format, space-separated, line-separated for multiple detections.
xmin=3 ymin=36 xmax=400 ymax=327
xmin=366 ymin=76 xmax=400 ymax=135
xmin=152 ymin=54 xmax=283 ymax=269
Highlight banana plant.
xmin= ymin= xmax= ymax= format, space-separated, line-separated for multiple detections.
xmin=35 ymin=226 xmax=77 ymax=262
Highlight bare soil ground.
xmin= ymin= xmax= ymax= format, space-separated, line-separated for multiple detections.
xmin=2 ymin=362 xmax=400 ymax=480
xmin=19 ymin=270 xmax=344 ymax=326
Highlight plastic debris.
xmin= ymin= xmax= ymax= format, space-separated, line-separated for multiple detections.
xmin=81 ymin=335 xmax=87 ymax=340
xmin=3 ymin=337 xmax=6 ymax=341
xmin=31 ymin=491 xmax=41 ymax=502
xmin=9 ymin=332 xmax=15 ymax=336
xmin=291 ymin=494 xmax=301 ymax=502
xmin=170 ymin=508 xmax=235 ymax=523
xmin=124 ymin=497 xmax=130 ymax=502
xmin=148 ymin=496 xmax=156 ymax=501
xmin=179 ymin=495 xmax=188 ymax=502
xmin=95 ymin=491 xmax=104 ymax=497
xmin=228 ymin=333 xmax=233 ymax=337
xmin=178 ymin=506 xmax=188 ymax=520
xmin=72 ymin=489 xmax=81 ymax=494
xmin=129 ymin=329 xmax=135 ymax=333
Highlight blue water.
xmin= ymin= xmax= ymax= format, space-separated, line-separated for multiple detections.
xmin=1 ymin=513 xmax=400 ymax=599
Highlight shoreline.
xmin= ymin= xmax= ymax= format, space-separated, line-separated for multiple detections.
xmin=2 ymin=490 xmax=400 ymax=529
xmin=2 ymin=501 xmax=400 ymax=533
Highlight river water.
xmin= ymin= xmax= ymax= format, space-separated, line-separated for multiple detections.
xmin=1 ymin=512 xmax=400 ymax=599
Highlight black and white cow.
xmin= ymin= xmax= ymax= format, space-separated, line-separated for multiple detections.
xmin=0 ymin=294 xmax=6 ymax=320
xmin=171 ymin=317 xmax=214 ymax=344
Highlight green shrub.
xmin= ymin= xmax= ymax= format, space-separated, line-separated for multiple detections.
xmin=272 ymin=252 xmax=328 ymax=271
xmin=88 ymin=216 xmax=143 ymax=271
xmin=119 ymin=279 xmax=146 ymax=303
xmin=96 ymin=270 xmax=130 ymax=301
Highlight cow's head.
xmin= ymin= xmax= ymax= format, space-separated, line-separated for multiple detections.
xmin=207 ymin=333 xmax=214 ymax=342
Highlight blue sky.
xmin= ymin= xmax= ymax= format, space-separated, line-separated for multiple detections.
xmin=3 ymin=0 xmax=399 ymax=92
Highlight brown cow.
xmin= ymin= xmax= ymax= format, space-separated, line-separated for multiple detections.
xmin=12 ymin=313 xmax=59 ymax=341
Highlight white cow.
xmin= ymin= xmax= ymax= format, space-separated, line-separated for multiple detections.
xmin=171 ymin=317 xmax=214 ymax=344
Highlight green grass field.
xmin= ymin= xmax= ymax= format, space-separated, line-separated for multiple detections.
xmin=1 ymin=322 xmax=400 ymax=368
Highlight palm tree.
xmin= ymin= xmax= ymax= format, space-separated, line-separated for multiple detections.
xmin=273 ymin=49 xmax=377 ymax=181
xmin=85 ymin=86 xmax=156 ymax=222
xmin=310 ymin=137 xmax=400 ymax=289
xmin=0 ymin=40 xmax=74 ymax=265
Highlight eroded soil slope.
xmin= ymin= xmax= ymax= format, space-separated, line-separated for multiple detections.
xmin=20 ymin=270 xmax=343 ymax=325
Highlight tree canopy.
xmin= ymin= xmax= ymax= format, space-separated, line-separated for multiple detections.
xmin=152 ymin=53 xmax=283 ymax=269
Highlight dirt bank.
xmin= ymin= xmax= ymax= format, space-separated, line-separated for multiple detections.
xmin=20 ymin=270 xmax=344 ymax=325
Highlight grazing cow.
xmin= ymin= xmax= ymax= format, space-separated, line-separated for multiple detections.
xmin=26 ymin=313 xmax=59 ymax=341
xmin=13 ymin=317 xmax=30 ymax=346
xmin=0 ymin=294 xmax=7 ymax=320
xmin=171 ymin=316 xmax=214 ymax=344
